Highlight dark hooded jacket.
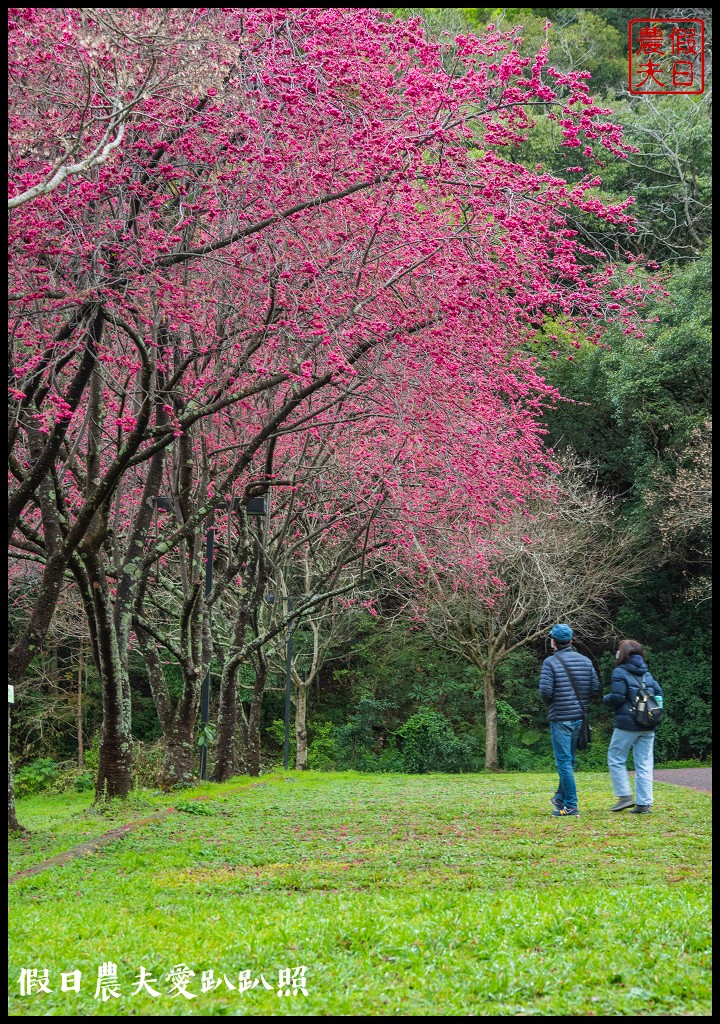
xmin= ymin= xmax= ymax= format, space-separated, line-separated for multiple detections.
xmin=539 ymin=645 xmax=601 ymax=721
xmin=603 ymin=653 xmax=664 ymax=732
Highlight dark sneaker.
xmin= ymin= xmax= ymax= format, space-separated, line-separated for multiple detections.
xmin=610 ymin=796 xmax=635 ymax=811
xmin=552 ymin=807 xmax=579 ymax=816
xmin=630 ymin=805 xmax=652 ymax=814
xmin=550 ymin=795 xmax=564 ymax=811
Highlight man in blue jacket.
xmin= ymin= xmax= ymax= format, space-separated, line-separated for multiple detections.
xmin=539 ymin=623 xmax=600 ymax=817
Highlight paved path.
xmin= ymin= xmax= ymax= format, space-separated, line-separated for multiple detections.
xmin=651 ymin=767 xmax=711 ymax=793
xmin=629 ymin=767 xmax=711 ymax=793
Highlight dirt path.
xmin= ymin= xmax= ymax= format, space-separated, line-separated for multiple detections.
xmin=8 ymin=810 xmax=173 ymax=883
xmin=8 ymin=781 xmax=269 ymax=885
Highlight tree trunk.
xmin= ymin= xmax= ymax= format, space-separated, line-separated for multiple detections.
xmin=295 ymin=681 xmax=309 ymax=771
xmin=77 ymin=644 xmax=84 ymax=768
xmin=236 ymin=702 xmax=250 ymax=775
xmin=96 ymin=717 xmax=133 ymax=799
xmin=8 ymin=708 xmax=25 ymax=833
xmin=139 ymin=630 xmax=200 ymax=790
xmin=213 ymin=664 xmax=238 ymax=782
xmin=161 ymin=717 xmax=196 ymax=789
xmin=162 ymin=660 xmax=201 ymax=789
xmin=245 ymin=654 xmax=268 ymax=778
xmin=483 ymin=667 xmax=499 ymax=771
xmin=85 ymin=554 xmax=133 ymax=800
xmin=245 ymin=702 xmax=262 ymax=777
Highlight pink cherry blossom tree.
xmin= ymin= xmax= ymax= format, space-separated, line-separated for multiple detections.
xmin=9 ymin=8 xmax=655 ymax=816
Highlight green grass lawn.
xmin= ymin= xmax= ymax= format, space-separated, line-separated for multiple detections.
xmin=8 ymin=771 xmax=712 ymax=1016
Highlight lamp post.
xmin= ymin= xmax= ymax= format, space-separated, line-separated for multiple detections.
xmin=155 ymin=493 xmax=267 ymax=780
xmin=264 ymin=592 xmax=310 ymax=770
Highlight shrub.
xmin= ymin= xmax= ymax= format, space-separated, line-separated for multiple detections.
xmin=375 ymin=742 xmax=405 ymax=773
xmin=307 ymin=722 xmax=339 ymax=771
xmin=131 ymin=741 xmax=165 ymax=788
xmin=51 ymin=767 xmax=95 ymax=794
xmin=396 ymin=708 xmax=474 ymax=774
xmin=14 ymin=757 xmax=59 ymax=797
xmin=83 ymin=734 xmax=100 ymax=770
xmin=335 ymin=696 xmax=397 ymax=771
xmin=503 ymin=747 xmax=556 ymax=772
xmin=267 ymin=719 xmax=296 ymax=766
xmin=573 ymin=735 xmax=614 ymax=771
xmin=655 ymin=758 xmax=712 ymax=768
xmin=73 ymin=772 xmax=95 ymax=792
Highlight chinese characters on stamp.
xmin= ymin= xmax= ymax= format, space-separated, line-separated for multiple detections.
xmin=629 ymin=19 xmax=705 ymax=95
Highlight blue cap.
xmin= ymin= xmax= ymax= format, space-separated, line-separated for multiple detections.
xmin=550 ymin=624 xmax=574 ymax=643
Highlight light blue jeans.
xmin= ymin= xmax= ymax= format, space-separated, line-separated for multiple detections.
xmin=608 ymin=728 xmax=655 ymax=806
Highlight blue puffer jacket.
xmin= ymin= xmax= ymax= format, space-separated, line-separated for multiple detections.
xmin=603 ymin=654 xmax=664 ymax=731
xmin=539 ymin=647 xmax=601 ymax=721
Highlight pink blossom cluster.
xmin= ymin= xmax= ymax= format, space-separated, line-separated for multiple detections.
xmin=8 ymin=7 xmax=657 ymax=596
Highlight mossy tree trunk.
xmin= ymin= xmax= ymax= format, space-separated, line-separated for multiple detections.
xmin=214 ymin=660 xmax=239 ymax=782
xmin=8 ymin=708 xmax=25 ymax=833
xmin=84 ymin=549 xmax=134 ymax=800
xmin=139 ymin=628 xmax=202 ymax=790
xmin=295 ymin=679 xmax=309 ymax=771
xmin=483 ymin=665 xmax=499 ymax=771
xmin=244 ymin=650 xmax=269 ymax=778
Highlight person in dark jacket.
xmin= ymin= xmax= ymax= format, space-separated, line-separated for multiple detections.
xmin=604 ymin=638 xmax=664 ymax=814
xmin=539 ymin=623 xmax=600 ymax=817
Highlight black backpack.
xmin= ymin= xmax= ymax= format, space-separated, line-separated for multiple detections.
xmin=622 ymin=669 xmax=665 ymax=728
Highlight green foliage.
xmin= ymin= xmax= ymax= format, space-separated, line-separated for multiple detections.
xmin=73 ymin=772 xmax=95 ymax=793
xmin=9 ymin=643 xmax=103 ymax=766
xmin=539 ymin=251 xmax=712 ymax=502
xmin=50 ymin=767 xmax=95 ymax=794
xmin=502 ymin=745 xmax=555 ymax=772
xmin=267 ymin=718 xmax=296 ymax=765
xmin=196 ymin=723 xmax=215 ymax=748
xmin=603 ymin=250 xmax=712 ymax=489
xmin=175 ymin=800 xmax=214 ymax=815
xmin=495 ymin=699 xmax=522 ymax=729
xmin=83 ymin=732 xmax=100 ymax=770
xmin=13 ymin=757 xmax=59 ymax=797
xmin=339 ymin=617 xmax=481 ymax=725
xmin=646 ymin=651 xmax=711 ymax=762
xmin=129 ymin=651 xmax=164 ymax=743
xmin=496 ymin=649 xmax=542 ymax=710
xmin=306 ymin=722 xmax=339 ymax=771
xmin=335 ymin=695 xmax=397 ymax=771
xmin=520 ymin=729 xmax=542 ymax=746
xmin=508 ymin=8 xmax=626 ymax=94
xmin=600 ymin=97 xmax=712 ymax=262
xmin=655 ymin=758 xmax=711 ymax=769
xmin=395 ymin=708 xmax=475 ymax=773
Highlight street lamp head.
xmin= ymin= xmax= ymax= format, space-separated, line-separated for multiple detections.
xmin=244 ymin=495 xmax=267 ymax=516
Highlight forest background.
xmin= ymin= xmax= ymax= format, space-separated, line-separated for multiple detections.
xmin=8 ymin=7 xmax=711 ymax=811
